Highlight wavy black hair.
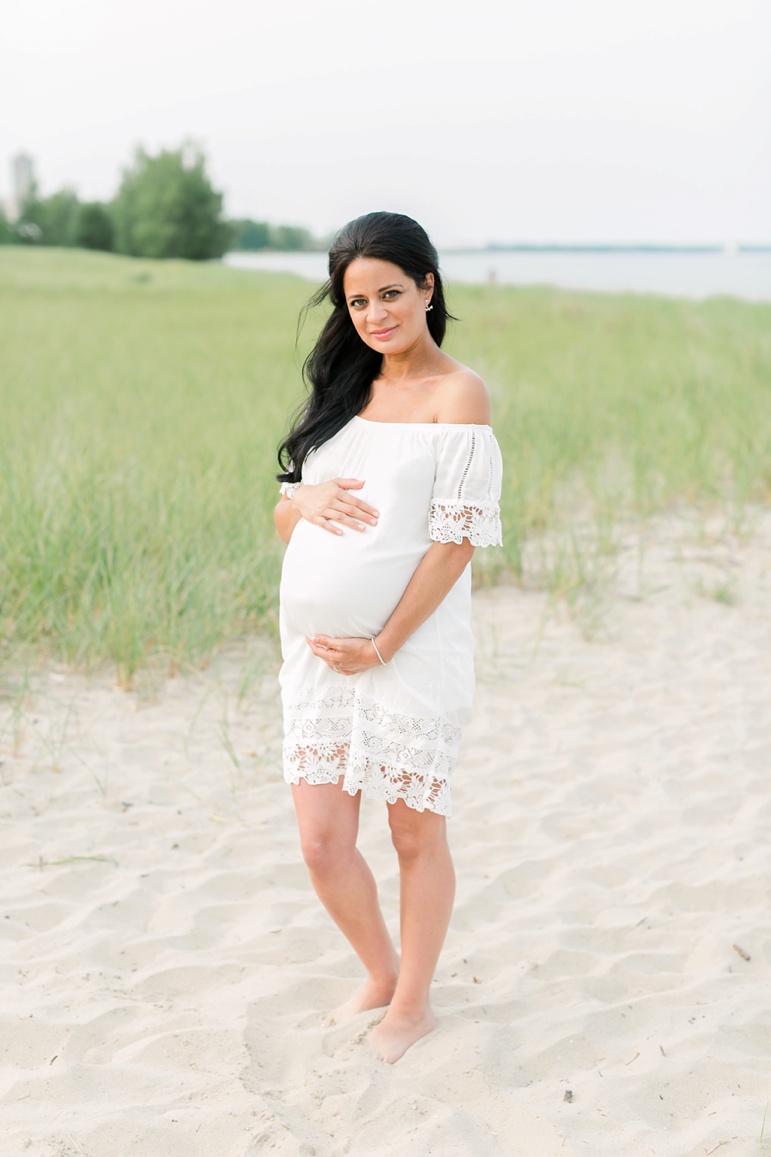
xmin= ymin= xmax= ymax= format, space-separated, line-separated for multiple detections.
xmin=277 ymin=211 xmax=454 ymax=484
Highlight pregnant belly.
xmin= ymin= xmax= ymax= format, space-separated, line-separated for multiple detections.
xmin=280 ymin=520 xmax=424 ymax=639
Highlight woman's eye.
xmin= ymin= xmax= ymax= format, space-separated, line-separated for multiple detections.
xmin=350 ymin=298 xmax=366 ymax=309
xmin=383 ymin=290 xmax=400 ymax=300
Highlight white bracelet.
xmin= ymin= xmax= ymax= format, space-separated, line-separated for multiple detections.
xmin=370 ymin=637 xmax=387 ymax=665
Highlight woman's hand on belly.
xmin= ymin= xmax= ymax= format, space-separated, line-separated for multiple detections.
xmin=293 ymin=479 xmax=380 ymax=535
xmin=307 ymin=633 xmax=383 ymax=675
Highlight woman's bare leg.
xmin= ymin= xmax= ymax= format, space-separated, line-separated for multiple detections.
xmin=291 ymin=779 xmax=399 ymax=1020
xmin=368 ymin=799 xmax=455 ymax=1063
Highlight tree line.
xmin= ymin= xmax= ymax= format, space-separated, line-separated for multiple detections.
xmin=0 ymin=144 xmax=321 ymax=259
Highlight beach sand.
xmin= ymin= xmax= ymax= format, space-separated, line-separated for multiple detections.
xmin=2 ymin=512 xmax=770 ymax=1157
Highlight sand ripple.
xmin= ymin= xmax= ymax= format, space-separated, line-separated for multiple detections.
xmin=1 ymin=513 xmax=770 ymax=1155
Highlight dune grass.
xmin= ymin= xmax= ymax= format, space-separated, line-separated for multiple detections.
xmin=1 ymin=248 xmax=769 ymax=683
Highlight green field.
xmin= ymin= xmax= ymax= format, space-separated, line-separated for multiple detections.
xmin=2 ymin=248 xmax=769 ymax=683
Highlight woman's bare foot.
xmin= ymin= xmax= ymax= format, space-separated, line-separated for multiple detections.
xmin=324 ymin=968 xmax=398 ymax=1026
xmin=367 ymin=1007 xmax=437 ymax=1063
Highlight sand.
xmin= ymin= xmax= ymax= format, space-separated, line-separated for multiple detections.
xmin=1 ymin=512 xmax=770 ymax=1157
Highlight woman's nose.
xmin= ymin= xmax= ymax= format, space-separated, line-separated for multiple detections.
xmin=367 ymin=299 xmax=388 ymax=323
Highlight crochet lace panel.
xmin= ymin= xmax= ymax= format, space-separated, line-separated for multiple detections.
xmin=283 ymin=687 xmax=460 ymax=816
xmin=429 ymin=501 xmax=503 ymax=547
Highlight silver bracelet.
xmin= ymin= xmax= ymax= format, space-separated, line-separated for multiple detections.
xmin=370 ymin=637 xmax=387 ymax=665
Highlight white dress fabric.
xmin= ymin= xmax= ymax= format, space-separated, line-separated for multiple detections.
xmin=279 ymin=416 xmax=503 ymax=817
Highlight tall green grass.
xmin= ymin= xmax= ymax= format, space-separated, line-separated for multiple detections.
xmin=453 ymin=284 xmax=771 ymax=577
xmin=2 ymin=248 xmax=769 ymax=681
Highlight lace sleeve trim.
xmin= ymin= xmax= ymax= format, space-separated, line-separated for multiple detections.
xmin=280 ymin=481 xmax=302 ymax=498
xmin=429 ymin=501 xmax=503 ymax=547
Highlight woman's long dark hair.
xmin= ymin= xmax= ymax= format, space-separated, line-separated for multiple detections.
xmin=277 ymin=211 xmax=454 ymax=483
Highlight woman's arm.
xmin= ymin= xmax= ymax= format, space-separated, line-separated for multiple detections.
xmin=375 ymin=538 xmax=474 ymax=660
xmin=274 ymin=478 xmax=380 ymax=544
xmin=307 ymin=537 xmax=474 ymax=674
xmin=274 ymin=495 xmax=303 ymax=544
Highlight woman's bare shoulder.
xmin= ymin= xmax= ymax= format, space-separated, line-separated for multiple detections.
xmin=434 ymin=367 xmax=491 ymax=425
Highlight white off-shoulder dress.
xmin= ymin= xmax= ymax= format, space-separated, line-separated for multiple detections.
xmin=279 ymin=416 xmax=503 ymax=816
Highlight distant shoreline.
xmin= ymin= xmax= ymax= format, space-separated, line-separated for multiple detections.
xmin=224 ymin=247 xmax=771 ymax=301
xmin=444 ymin=243 xmax=771 ymax=255
xmin=230 ymin=243 xmax=771 ymax=258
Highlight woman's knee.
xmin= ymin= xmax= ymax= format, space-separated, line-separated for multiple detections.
xmin=388 ymin=804 xmax=446 ymax=863
xmin=292 ymin=781 xmax=360 ymax=876
xmin=299 ymin=826 xmax=356 ymax=876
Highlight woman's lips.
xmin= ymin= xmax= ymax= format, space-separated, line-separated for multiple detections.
xmin=370 ymin=327 xmax=396 ymax=339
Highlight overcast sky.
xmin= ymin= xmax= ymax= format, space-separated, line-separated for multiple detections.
xmin=3 ymin=0 xmax=769 ymax=246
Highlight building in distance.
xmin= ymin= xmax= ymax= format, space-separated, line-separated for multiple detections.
xmin=6 ymin=152 xmax=36 ymax=221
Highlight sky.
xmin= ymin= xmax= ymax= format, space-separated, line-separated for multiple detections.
xmin=2 ymin=0 xmax=769 ymax=246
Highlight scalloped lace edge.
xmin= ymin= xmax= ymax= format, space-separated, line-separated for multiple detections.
xmin=284 ymin=758 xmax=452 ymax=816
xmin=429 ymin=501 xmax=502 ymax=547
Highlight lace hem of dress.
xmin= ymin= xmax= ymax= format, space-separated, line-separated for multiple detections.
xmin=282 ymin=687 xmax=460 ymax=816
xmin=429 ymin=501 xmax=503 ymax=547
xmin=284 ymin=756 xmax=453 ymax=816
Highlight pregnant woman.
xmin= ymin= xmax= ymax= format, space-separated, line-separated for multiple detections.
xmin=274 ymin=211 xmax=502 ymax=1063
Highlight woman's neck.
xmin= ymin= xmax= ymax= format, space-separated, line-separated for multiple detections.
xmin=377 ymin=336 xmax=451 ymax=385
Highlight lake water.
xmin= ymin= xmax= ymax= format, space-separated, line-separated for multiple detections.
xmin=224 ymin=249 xmax=771 ymax=302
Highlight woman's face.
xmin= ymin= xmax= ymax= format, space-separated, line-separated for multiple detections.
xmin=342 ymin=257 xmax=434 ymax=355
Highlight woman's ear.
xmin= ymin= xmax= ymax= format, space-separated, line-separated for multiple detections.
xmin=423 ymin=271 xmax=435 ymax=305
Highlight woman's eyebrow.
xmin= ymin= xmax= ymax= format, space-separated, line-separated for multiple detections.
xmin=346 ymin=283 xmax=403 ymax=301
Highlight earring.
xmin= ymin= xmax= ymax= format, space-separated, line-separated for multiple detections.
xmin=425 ymin=302 xmax=433 ymax=312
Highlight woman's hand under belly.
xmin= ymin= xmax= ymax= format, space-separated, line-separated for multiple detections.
xmin=305 ymin=633 xmax=383 ymax=676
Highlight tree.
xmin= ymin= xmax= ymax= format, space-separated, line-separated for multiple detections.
xmin=112 ymin=143 xmax=229 ymax=260
xmin=75 ymin=202 xmax=114 ymax=251
xmin=44 ymin=190 xmax=80 ymax=246
xmin=227 ymin=218 xmax=321 ymax=252
xmin=269 ymin=223 xmax=314 ymax=251
xmin=0 ymin=208 xmax=16 ymax=245
xmin=230 ymin=218 xmax=270 ymax=250
xmin=17 ymin=187 xmax=80 ymax=246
